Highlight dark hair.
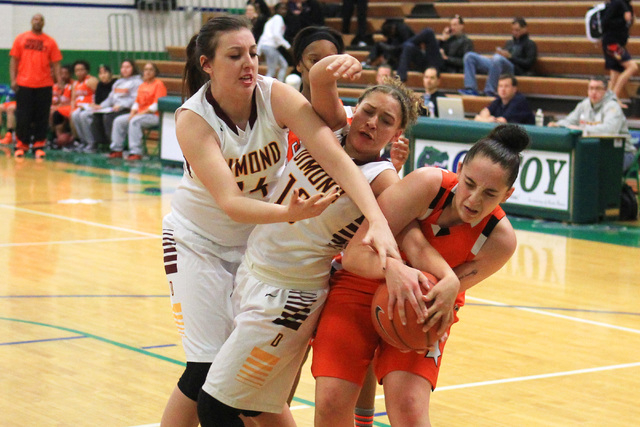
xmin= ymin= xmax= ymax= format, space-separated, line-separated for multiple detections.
xmin=498 ymin=73 xmax=517 ymax=86
xmin=121 ymin=59 xmax=139 ymax=75
xmin=98 ymin=64 xmax=112 ymax=74
xmin=183 ymin=15 xmax=252 ymax=99
xmin=453 ymin=14 xmax=464 ymax=25
xmin=425 ymin=66 xmax=441 ymax=78
xmin=144 ymin=62 xmax=160 ymax=77
xmin=61 ymin=64 xmax=73 ymax=74
xmin=463 ymin=124 xmax=530 ymax=187
xmin=358 ymin=77 xmax=420 ymax=130
xmin=73 ymin=60 xmax=91 ymax=73
xmin=513 ymin=17 xmax=527 ymax=27
xmin=589 ymin=75 xmax=608 ymax=87
xmin=292 ymin=26 xmax=344 ymax=66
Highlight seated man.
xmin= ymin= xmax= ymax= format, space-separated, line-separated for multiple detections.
xmin=548 ymin=76 xmax=637 ymax=171
xmin=460 ymin=17 xmax=537 ymax=96
xmin=420 ymin=67 xmax=445 ymax=117
xmin=474 ymin=74 xmax=534 ymax=124
xmin=439 ymin=15 xmax=474 ymax=73
xmin=395 ymin=27 xmax=444 ymax=82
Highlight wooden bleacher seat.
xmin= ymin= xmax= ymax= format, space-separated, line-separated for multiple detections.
xmin=434 ymin=1 xmax=594 ymax=19
xmin=326 ymin=17 xmax=640 ymax=38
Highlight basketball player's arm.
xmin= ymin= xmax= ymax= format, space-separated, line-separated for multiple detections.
xmin=272 ymin=80 xmax=401 ymax=264
xmin=343 ymin=168 xmax=454 ymax=324
xmin=308 ymin=54 xmax=361 ymax=131
xmin=396 ymin=223 xmax=460 ymax=337
xmin=309 ymin=55 xmax=410 ymax=172
xmin=453 ymin=217 xmax=516 ymax=293
xmin=175 ymin=110 xmax=338 ymax=224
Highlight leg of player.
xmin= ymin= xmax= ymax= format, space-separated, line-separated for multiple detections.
xmin=354 ymin=365 xmax=377 ymax=427
xmin=315 ymin=376 xmax=362 ymax=426
xmin=383 ymin=371 xmax=432 ymax=427
xmin=160 ymin=385 xmax=199 ymax=427
xmin=613 ymin=59 xmax=639 ymax=102
xmin=244 ymin=404 xmax=295 ymax=427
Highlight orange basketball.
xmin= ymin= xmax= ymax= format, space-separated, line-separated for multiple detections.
xmin=371 ymin=271 xmax=439 ymax=352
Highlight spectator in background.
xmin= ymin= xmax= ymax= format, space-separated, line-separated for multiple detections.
xmin=439 ymin=15 xmax=474 ymax=73
xmin=109 ymin=62 xmax=167 ymax=161
xmin=95 ymin=65 xmax=116 ymax=105
xmin=395 ymin=27 xmax=444 ymax=82
xmin=74 ymin=59 xmax=142 ymax=153
xmin=9 ymin=13 xmax=62 ymax=159
xmin=49 ymin=64 xmax=74 ymax=147
xmin=474 ymin=74 xmax=534 ymax=124
xmin=420 ymin=67 xmax=446 ymax=117
xmin=460 ymin=17 xmax=537 ymax=96
xmin=284 ymin=0 xmax=325 ymax=43
xmin=363 ymin=18 xmax=414 ymax=69
xmin=0 ymin=88 xmax=16 ymax=146
xmin=246 ymin=0 xmax=271 ymax=45
xmin=602 ymin=0 xmax=638 ymax=104
xmin=257 ymin=2 xmax=291 ymax=81
xmin=68 ymin=60 xmax=99 ymax=142
xmin=375 ymin=63 xmax=393 ymax=84
xmin=548 ymin=76 xmax=637 ymax=170
xmin=342 ymin=0 xmax=371 ymax=46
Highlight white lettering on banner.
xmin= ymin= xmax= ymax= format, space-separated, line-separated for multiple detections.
xmin=413 ymin=139 xmax=571 ymax=211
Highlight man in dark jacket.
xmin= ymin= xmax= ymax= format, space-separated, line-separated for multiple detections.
xmin=474 ymin=74 xmax=534 ymax=124
xmin=439 ymin=15 xmax=474 ymax=73
xmin=459 ymin=17 xmax=537 ymax=96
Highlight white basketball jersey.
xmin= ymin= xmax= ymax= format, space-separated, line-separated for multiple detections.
xmin=169 ymin=76 xmax=288 ymax=252
xmin=244 ymin=142 xmax=396 ymax=290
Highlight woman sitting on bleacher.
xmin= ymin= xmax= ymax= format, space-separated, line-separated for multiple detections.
xmin=108 ymin=62 xmax=167 ymax=161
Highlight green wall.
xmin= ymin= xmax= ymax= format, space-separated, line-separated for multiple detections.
xmin=0 ymin=49 xmax=168 ymax=84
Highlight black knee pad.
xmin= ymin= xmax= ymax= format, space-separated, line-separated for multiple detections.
xmin=197 ymin=389 xmax=244 ymax=427
xmin=177 ymin=362 xmax=212 ymax=401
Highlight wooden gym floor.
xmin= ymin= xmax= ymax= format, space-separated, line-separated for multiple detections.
xmin=1 ymin=151 xmax=639 ymax=426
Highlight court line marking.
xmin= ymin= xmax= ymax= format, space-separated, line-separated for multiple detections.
xmin=0 ymin=204 xmax=159 ymax=237
xmin=0 ymin=236 xmax=160 ymax=248
xmin=467 ymin=296 xmax=640 ymax=335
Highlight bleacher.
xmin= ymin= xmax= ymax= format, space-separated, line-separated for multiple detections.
xmin=151 ymin=0 xmax=640 ymax=122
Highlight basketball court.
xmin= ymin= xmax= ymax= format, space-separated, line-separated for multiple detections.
xmin=1 ymin=151 xmax=639 ymax=426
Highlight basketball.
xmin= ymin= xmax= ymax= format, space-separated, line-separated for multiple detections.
xmin=371 ymin=271 xmax=439 ymax=352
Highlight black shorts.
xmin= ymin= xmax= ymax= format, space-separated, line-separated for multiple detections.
xmin=603 ymin=39 xmax=632 ymax=72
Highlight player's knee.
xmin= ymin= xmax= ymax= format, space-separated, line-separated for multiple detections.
xmin=177 ymin=362 xmax=211 ymax=401
xmin=389 ymin=394 xmax=430 ymax=426
xmin=197 ymin=389 xmax=260 ymax=427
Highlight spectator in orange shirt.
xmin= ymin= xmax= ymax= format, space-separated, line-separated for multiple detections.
xmin=49 ymin=64 xmax=74 ymax=147
xmin=9 ymin=13 xmax=62 ymax=159
xmin=109 ymin=62 xmax=167 ymax=160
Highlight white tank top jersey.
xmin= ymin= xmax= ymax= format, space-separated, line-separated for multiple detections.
xmin=169 ymin=76 xmax=288 ymax=249
xmin=244 ymin=132 xmax=396 ymax=291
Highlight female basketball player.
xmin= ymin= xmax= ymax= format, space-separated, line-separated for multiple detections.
xmin=288 ymin=26 xmax=409 ymax=171
xmin=159 ymin=16 xmax=400 ymax=427
xmin=284 ymin=27 xmax=409 ymax=427
xmin=312 ymin=124 xmax=530 ymax=426
xmin=195 ymin=58 xmax=421 ymax=426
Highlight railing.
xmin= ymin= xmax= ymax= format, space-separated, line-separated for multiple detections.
xmin=108 ymin=0 xmax=246 ymax=68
